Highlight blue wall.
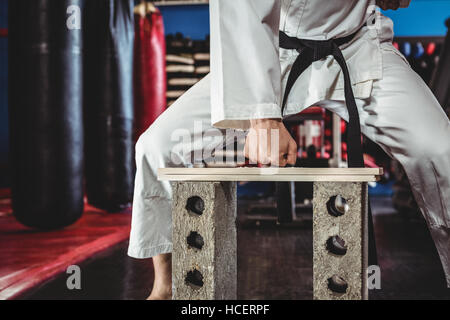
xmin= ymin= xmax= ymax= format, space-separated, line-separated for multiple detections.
xmin=157 ymin=1 xmax=450 ymax=39
xmin=158 ymin=4 xmax=210 ymax=40
xmin=383 ymin=0 xmax=450 ymax=36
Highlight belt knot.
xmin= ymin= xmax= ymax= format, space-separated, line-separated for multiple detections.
xmin=300 ymin=39 xmax=335 ymax=61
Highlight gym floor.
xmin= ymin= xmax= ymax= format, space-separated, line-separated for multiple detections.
xmin=19 ymin=196 xmax=450 ymax=300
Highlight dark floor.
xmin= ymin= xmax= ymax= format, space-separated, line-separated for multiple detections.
xmin=22 ymin=196 xmax=450 ymax=300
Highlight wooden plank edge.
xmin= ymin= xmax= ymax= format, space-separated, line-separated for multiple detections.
xmin=158 ymin=175 xmax=380 ymax=182
xmin=158 ymin=167 xmax=383 ymax=176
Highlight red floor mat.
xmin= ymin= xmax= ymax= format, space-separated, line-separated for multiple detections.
xmin=0 ymin=189 xmax=131 ymax=300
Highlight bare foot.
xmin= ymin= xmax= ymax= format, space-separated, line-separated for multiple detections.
xmin=146 ymin=253 xmax=172 ymax=300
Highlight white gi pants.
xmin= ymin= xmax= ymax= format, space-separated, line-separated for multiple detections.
xmin=128 ymin=47 xmax=450 ymax=287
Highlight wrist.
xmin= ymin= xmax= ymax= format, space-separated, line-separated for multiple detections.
xmin=250 ymin=118 xmax=282 ymax=126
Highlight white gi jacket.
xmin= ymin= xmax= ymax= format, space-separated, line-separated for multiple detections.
xmin=210 ymin=0 xmax=410 ymax=129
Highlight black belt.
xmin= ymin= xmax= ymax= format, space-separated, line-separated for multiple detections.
xmin=280 ymin=28 xmax=378 ymax=264
xmin=280 ymin=29 xmax=363 ymax=168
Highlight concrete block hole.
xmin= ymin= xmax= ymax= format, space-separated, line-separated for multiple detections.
xmin=326 ymin=195 xmax=349 ymax=217
xmin=326 ymin=235 xmax=348 ymax=255
xmin=327 ymin=275 xmax=348 ymax=293
xmin=186 ymin=231 xmax=204 ymax=250
xmin=185 ymin=269 xmax=204 ymax=289
xmin=185 ymin=196 xmax=205 ymax=215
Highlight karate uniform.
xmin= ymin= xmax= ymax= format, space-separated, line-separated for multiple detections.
xmin=128 ymin=0 xmax=450 ymax=286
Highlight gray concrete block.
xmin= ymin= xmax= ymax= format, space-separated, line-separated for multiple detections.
xmin=172 ymin=181 xmax=237 ymax=300
xmin=313 ymin=182 xmax=368 ymax=300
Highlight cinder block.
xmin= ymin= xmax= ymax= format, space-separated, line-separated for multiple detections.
xmin=313 ymin=182 xmax=368 ymax=300
xmin=172 ymin=181 xmax=237 ymax=300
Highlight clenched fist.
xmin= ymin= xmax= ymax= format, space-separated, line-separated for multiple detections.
xmin=244 ymin=119 xmax=297 ymax=167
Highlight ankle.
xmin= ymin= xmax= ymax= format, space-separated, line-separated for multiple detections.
xmin=154 ymin=276 xmax=172 ymax=291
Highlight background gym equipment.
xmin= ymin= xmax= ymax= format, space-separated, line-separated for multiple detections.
xmin=8 ymin=0 xmax=85 ymax=229
xmin=431 ymin=18 xmax=450 ymax=117
xmin=133 ymin=1 xmax=167 ymax=140
xmin=83 ymin=0 xmax=135 ymax=212
xmin=0 ymin=15 xmax=7 ymax=189
xmin=165 ymin=33 xmax=210 ymax=107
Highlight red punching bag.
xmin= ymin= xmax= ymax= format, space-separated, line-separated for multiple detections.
xmin=133 ymin=2 xmax=167 ymax=141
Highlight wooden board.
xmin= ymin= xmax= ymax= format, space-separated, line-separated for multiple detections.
xmin=158 ymin=167 xmax=383 ymax=182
